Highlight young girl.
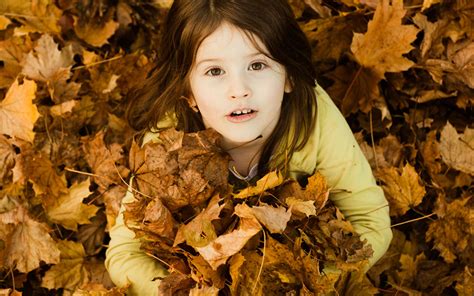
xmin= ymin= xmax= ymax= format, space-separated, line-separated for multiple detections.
xmin=105 ymin=0 xmax=392 ymax=294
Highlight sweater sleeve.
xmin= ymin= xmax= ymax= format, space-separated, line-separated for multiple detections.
xmin=310 ymin=86 xmax=392 ymax=269
xmin=105 ymin=183 xmax=168 ymax=295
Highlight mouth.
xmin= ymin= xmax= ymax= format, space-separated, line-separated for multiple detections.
xmin=226 ymin=108 xmax=257 ymax=123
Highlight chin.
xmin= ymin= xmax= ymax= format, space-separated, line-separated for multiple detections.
xmin=222 ymin=132 xmax=263 ymax=145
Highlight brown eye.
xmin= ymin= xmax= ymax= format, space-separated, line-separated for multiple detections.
xmin=250 ymin=62 xmax=265 ymax=71
xmin=206 ymin=68 xmax=224 ymax=76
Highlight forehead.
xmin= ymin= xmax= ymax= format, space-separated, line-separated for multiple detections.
xmin=195 ymin=22 xmax=267 ymax=59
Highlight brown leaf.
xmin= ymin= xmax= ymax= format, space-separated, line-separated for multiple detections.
xmin=376 ymin=163 xmax=426 ymax=216
xmin=455 ymin=267 xmax=474 ymax=296
xmin=142 ymin=197 xmax=177 ymax=240
xmin=188 ymin=284 xmax=219 ymax=296
xmin=233 ymin=171 xmax=283 ymax=199
xmin=0 ymin=205 xmax=60 ymax=273
xmin=0 ymin=36 xmax=33 ymax=89
xmin=0 ymin=135 xmax=15 ymax=184
xmin=426 ymin=195 xmax=472 ymax=263
xmin=74 ymin=19 xmax=119 ymax=47
xmin=351 ymin=0 xmax=419 ymax=79
xmin=46 ymin=178 xmax=99 ymax=231
xmin=158 ymin=272 xmax=194 ymax=296
xmin=248 ymin=203 xmax=291 ymax=234
xmin=0 ymin=79 xmax=39 ymax=142
xmin=439 ymin=121 xmax=474 ymax=175
xmin=82 ymin=131 xmax=129 ymax=189
xmin=174 ymin=194 xmax=224 ymax=247
xmin=196 ymin=214 xmax=261 ymax=270
xmin=41 ymin=240 xmax=89 ymax=290
xmin=72 ymin=283 xmax=128 ymax=296
xmin=77 ymin=213 xmax=107 ymax=256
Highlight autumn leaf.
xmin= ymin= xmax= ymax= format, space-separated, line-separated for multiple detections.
xmin=0 ymin=205 xmax=60 ymax=273
xmin=41 ymin=240 xmax=89 ymax=290
xmin=0 ymin=135 xmax=15 ymax=183
xmin=74 ymin=19 xmax=119 ymax=47
xmin=376 ymin=163 xmax=426 ymax=216
xmin=142 ymin=197 xmax=177 ymax=240
xmin=351 ymin=0 xmax=419 ymax=80
xmin=189 ymin=284 xmax=219 ymax=296
xmin=196 ymin=215 xmax=261 ymax=270
xmin=0 ymin=79 xmax=39 ymax=142
xmin=426 ymin=195 xmax=472 ymax=263
xmin=247 ymin=203 xmax=291 ymax=234
xmin=233 ymin=171 xmax=283 ymax=199
xmin=439 ymin=121 xmax=474 ymax=175
xmin=46 ymin=178 xmax=99 ymax=231
xmin=286 ymin=197 xmax=317 ymax=217
xmin=174 ymin=194 xmax=224 ymax=247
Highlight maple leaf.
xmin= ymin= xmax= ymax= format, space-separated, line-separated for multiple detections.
xmin=41 ymin=240 xmax=89 ymax=290
xmin=142 ymin=197 xmax=177 ymax=240
xmin=351 ymin=0 xmax=419 ymax=80
xmin=0 ymin=79 xmax=39 ymax=142
xmin=0 ymin=205 xmax=60 ymax=273
xmin=196 ymin=215 xmax=261 ymax=270
xmin=233 ymin=171 xmax=283 ymax=199
xmin=46 ymin=178 xmax=99 ymax=231
xmin=376 ymin=163 xmax=426 ymax=216
xmin=0 ymin=35 xmax=33 ymax=89
xmin=6 ymin=0 xmax=62 ymax=34
xmin=82 ymin=131 xmax=129 ymax=189
xmin=439 ymin=121 xmax=474 ymax=175
xmin=426 ymin=195 xmax=472 ymax=263
xmin=77 ymin=213 xmax=106 ymax=256
xmin=286 ymin=197 xmax=317 ymax=217
xmin=174 ymin=194 xmax=224 ymax=247
xmin=74 ymin=19 xmax=119 ymax=47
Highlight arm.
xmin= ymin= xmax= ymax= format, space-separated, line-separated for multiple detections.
xmin=105 ymin=187 xmax=168 ymax=295
xmin=315 ymin=86 xmax=392 ymax=269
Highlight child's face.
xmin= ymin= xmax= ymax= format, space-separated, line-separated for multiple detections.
xmin=189 ymin=22 xmax=291 ymax=148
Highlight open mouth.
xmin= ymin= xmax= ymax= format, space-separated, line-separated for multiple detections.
xmin=229 ymin=109 xmax=255 ymax=117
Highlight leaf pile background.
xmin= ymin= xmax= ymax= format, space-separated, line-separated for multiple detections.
xmin=0 ymin=0 xmax=472 ymax=295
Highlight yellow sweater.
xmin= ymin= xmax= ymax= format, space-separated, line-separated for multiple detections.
xmin=105 ymin=85 xmax=392 ymax=295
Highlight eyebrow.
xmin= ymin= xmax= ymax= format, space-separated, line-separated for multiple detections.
xmin=195 ymin=52 xmax=265 ymax=67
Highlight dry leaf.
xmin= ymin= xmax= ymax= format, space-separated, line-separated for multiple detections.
xmin=249 ymin=203 xmax=291 ymax=234
xmin=233 ymin=171 xmax=283 ymax=199
xmin=376 ymin=163 xmax=426 ymax=216
xmin=0 ymin=79 xmax=39 ymax=142
xmin=46 ymin=178 xmax=99 ymax=231
xmin=0 ymin=135 xmax=15 ymax=183
xmin=286 ymin=197 xmax=317 ymax=217
xmin=189 ymin=285 xmax=219 ymax=296
xmin=0 ymin=205 xmax=60 ymax=273
xmin=41 ymin=240 xmax=89 ymax=290
xmin=74 ymin=19 xmax=119 ymax=47
xmin=351 ymin=0 xmax=419 ymax=79
xmin=439 ymin=121 xmax=474 ymax=175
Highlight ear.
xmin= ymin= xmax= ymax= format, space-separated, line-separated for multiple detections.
xmin=284 ymin=76 xmax=293 ymax=93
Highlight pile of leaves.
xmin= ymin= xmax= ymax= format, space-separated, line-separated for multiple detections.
xmin=123 ymin=128 xmax=373 ymax=295
xmin=0 ymin=0 xmax=472 ymax=295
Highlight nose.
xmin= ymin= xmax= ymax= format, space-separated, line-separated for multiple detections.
xmin=228 ymin=72 xmax=251 ymax=99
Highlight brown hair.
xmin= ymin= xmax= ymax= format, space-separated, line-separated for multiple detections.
xmin=125 ymin=0 xmax=317 ymax=177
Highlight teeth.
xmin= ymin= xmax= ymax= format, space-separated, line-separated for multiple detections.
xmin=232 ymin=109 xmax=252 ymax=115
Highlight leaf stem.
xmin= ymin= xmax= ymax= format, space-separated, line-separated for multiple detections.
xmin=253 ymin=230 xmax=266 ymax=294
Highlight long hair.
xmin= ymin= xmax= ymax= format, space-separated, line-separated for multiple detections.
xmin=125 ymin=0 xmax=317 ymax=177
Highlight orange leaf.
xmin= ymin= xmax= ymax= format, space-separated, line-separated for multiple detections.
xmin=0 ymin=79 xmax=39 ymax=142
xmin=351 ymin=0 xmax=419 ymax=79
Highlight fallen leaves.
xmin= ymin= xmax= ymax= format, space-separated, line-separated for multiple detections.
xmin=0 ymin=79 xmax=39 ymax=142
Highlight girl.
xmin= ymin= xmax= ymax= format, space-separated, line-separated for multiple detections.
xmin=105 ymin=0 xmax=392 ymax=294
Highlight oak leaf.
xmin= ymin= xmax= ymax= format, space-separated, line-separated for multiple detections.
xmin=439 ymin=122 xmax=474 ymax=175
xmin=46 ymin=178 xmax=99 ymax=231
xmin=0 ymin=79 xmax=39 ymax=142
xmin=41 ymin=240 xmax=89 ymax=290
xmin=233 ymin=171 xmax=283 ymax=199
xmin=351 ymin=0 xmax=419 ymax=80
xmin=0 ymin=205 xmax=60 ymax=273
xmin=376 ymin=163 xmax=426 ymax=216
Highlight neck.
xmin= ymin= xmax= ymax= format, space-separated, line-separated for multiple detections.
xmin=222 ymin=137 xmax=263 ymax=176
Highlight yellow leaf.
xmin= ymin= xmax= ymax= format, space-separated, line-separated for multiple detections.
xmin=248 ymin=203 xmax=291 ymax=234
xmin=0 ymin=16 xmax=11 ymax=30
xmin=46 ymin=178 xmax=99 ymax=231
xmin=233 ymin=171 xmax=283 ymax=199
xmin=286 ymin=197 xmax=317 ymax=217
xmin=422 ymin=0 xmax=441 ymax=11
xmin=74 ymin=19 xmax=119 ymax=47
xmin=376 ymin=163 xmax=426 ymax=216
xmin=0 ymin=79 xmax=39 ymax=142
xmin=351 ymin=0 xmax=419 ymax=79
xmin=439 ymin=121 xmax=474 ymax=175
xmin=41 ymin=240 xmax=89 ymax=290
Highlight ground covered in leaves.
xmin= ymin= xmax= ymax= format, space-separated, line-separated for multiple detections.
xmin=0 ymin=0 xmax=473 ymax=295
